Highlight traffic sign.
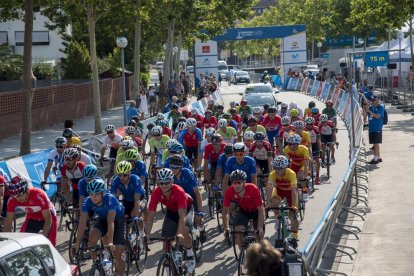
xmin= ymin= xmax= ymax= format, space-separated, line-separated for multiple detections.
xmin=365 ymin=51 xmax=388 ymax=67
xmin=321 ymin=53 xmax=329 ymax=59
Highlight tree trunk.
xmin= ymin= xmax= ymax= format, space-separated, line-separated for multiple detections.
xmin=132 ymin=0 xmax=142 ymax=100
xmin=87 ymin=5 xmax=102 ymax=134
xmin=20 ymin=0 xmax=34 ymax=155
xmin=175 ymin=33 xmax=182 ymax=78
xmin=159 ymin=21 xmax=174 ymax=111
xmin=410 ymin=16 xmax=414 ymax=73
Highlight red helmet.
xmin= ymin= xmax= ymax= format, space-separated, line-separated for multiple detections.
xmin=240 ymin=100 xmax=247 ymax=106
xmin=9 ymin=176 xmax=28 ymax=197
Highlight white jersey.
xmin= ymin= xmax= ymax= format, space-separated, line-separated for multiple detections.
xmin=102 ymin=132 xmax=122 ymax=148
xmin=80 ymin=152 xmax=92 ymax=165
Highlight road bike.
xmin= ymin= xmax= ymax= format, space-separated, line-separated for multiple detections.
xmin=125 ymin=217 xmax=148 ymax=273
xmin=257 ymin=173 xmax=269 ymax=204
xmin=206 ymin=181 xmax=223 ymax=232
xmin=233 ymin=222 xmax=259 ymax=276
xmin=267 ymin=202 xmax=297 ymax=250
xmin=297 ymin=179 xmax=308 ymax=222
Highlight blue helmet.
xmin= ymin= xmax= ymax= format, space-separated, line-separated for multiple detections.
xmin=83 ymin=164 xmax=98 ymax=179
xmin=87 ymin=178 xmax=106 ymax=193
xmin=169 ymin=143 xmax=184 ymax=153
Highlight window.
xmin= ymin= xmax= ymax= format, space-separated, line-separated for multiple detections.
xmin=15 ymin=31 xmax=49 ymax=46
xmin=0 ymin=32 xmax=7 ymax=45
xmin=32 ymin=245 xmax=55 ymax=274
xmin=4 ymin=249 xmax=48 ymax=276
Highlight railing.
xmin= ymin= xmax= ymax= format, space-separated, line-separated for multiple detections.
xmin=286 ymin=77 xmax=367 ymax=275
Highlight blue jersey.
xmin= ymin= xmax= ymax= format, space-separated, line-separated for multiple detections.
xmin=368 ymin=104 xmax=384 ymax=132
xmin=165 ymin=155 xmax=191 ymax=170
xmin=131 ymin=160 xmax=148 ymax=178
xmin=224 ymin=156 xmax=257 ymax=182
xmin=82 ymin=193 xmax=124 ymax=219
xmin=229 ymin=120 xmax=238 ymax=130
xmin=217 ymin=153 xmax=228 ymax=169
xmin=173 ymin=168 xmax=198 ymax=197
xmin=110 ymin=174 xmax=145 ymax=202
xmin=78 ymin=177 xmax=104 ymax=198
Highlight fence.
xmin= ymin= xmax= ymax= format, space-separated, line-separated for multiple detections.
xmin=286 ymin=77 xmax=367 ymax=275
xmin=0 ymin=77 xmax=132 ymax=140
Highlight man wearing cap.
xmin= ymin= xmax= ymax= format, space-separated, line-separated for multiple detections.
xmin=127 ymin=100 xmax=141 ymax=123
xmin=365 ymin=95 xmax=384 ymax=164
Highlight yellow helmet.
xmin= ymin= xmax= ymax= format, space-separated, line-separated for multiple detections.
xmin=290 ymin=108 xmax=299 ymax=117
xmin=116 ymin=160 xmax=132 ymax=174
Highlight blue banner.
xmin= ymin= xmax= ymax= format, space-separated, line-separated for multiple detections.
xmin=213 ymin=25 xmax=306 ymax=41
xmin=365 ymin=51 xmax=388 ymax=67
xmin=325 ymin=32 xmax=377 ymax=47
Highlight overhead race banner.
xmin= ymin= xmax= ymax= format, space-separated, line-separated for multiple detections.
xmin=213 ymin=25 xmax=306 ymax=41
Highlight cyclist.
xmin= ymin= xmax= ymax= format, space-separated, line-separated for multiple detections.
xmin=243 ymin=131 xmax=255 ymax=153
xmin=252 ymin=107 xmax=264 ymax=125
xmin=289 ymin=108 xmax=303 ymax=123
xmin=278 ymin=103 xmax=289 ymax=118
xmin=217 ymin=118 xmax=237 ymax=144
xmin=71 ymin=144 xmax=92 ymax=165
xmin=145 ymin=168 xmax=196 ymax=274
xmin=173 ymin=121 xmax=187 ymax=140
xmin=60 ymin=147 xmax=85 ymax=207
xmin=238 ymin=99 xmax=253 ymax=129
xmin=63 ymin=128 xmax=81 ymax=147
xmin=216 ymin=144 xmax=234 ymax=184
xmin=262 ymin=107 xmax=282 ymax=147
xmin=292 ymin=120 xmax=311 ymax=149
xmin=310 ymin=107 xmax=321 ymax=125
xmin=74 ymin=179 xmax=126 ymax=276
xmin=305 ymin=117 xmax=322 ymax=184
xmin=215 ymin=104 xmax=225 ymax=118
xmin=288 ymin=102 xmax=303 ymax=117
xmin=245 ymin=117 xmax=266 ymax=135
xmin=0 ymin=175 xmax=9 ymax=221
xmin=115 ymin=137 xmax=140 ymax=166
xmin=249 ymin=132 xmax=273 ymax=186
xmin=304 ymin=101 xmax=316 ymax=117
xmin=43 ymin=136 xmax=67 ymax=185
xmin=191 ymin=108 xmax=204 ymax=129
xmin=222 ymin=170 xmax=265 ymax=248
xmin=158 ymin=119 xmax=173 ymax=138
xmin=4 ymin=176 xmax=57 ymax=246
xmin=199 ymin=127 xmax=215 ymax=168
xmin=284 ymin=134 xmax=310 ymax=201
xmin=278 ymin=116 xmax=293 ymax=154
xmin=222 ymin=143 xmax=257 ymax=193
xmin=268 ymin=155 xmax=299 ymax=240
xmin=78 ymin=164 xmax=103 ymax=208
xmin=125 ymin=125 xmax=144 ymax=153
xmin=167 ymin=104 xmax=181 ymax=131
xmin=203 ymin=134 xmax=226 ymax=185
xmin=149 ymin=126 xmax=170 ymax=167
xmin=201 ymin=109 xmax=218 ymax=135
xmin=155 ymin=113 xmax=165 ymax=126
xmin=164 ymin=142 xmax=192 ymax=170
xmin=227 ymin=101 xmax=239 ymax=114
xmin=179 ymin=118 xmax=202 ymax=167
xmin=319 ymin=114 xmax=336 ymax=166
xmin=143 ymin=122 xmax=155 ymax=154
xmin=100 ymin=125 xmax=122 ymax=180
xmin=124 ymin=149 xmax=148 ymax=185
xmin=322 ymin=100 xmax=338 ymax=127
xmin=222 ymin=113 xmax=238 ymax=131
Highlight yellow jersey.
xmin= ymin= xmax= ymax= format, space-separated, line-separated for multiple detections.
xmin=284 ymin=145 xmax=309 ymax=166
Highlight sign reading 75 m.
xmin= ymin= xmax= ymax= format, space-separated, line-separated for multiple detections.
xmin=365 ymin=51 xmax=388 ymax=67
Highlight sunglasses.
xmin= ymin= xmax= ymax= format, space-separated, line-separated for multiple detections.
xmin=120 ymin=173 xmax=130 ymax=178
xmin=158 ymin=181 xmax=170 ymax=186
xmin=153 ymin=134 xmax=161 ymax=137
xmin=232 ymin=181 xmax=245 ymax=186
xmin=107 ymin=131 xmax=114 ymax=134
xmin=65 ymin=157 xmax=74 ymax=161
xmin=56 ymin=145 xmax=64 ymax=149
xmin=234 ymin=151 xmax=244 ymax=156
xmin=170 ymin=166 xmax=181 ymax=170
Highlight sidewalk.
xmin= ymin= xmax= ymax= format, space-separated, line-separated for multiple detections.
xmin=351 ymin=106 xmax=414 ymax=275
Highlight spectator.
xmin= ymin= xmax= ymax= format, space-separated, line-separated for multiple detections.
xmin=148 ymin=85 xmax=158 ymax=117
xmin=365 ymin=95 xmax=384 ymax=164
xmin=245 ymin=239 xmax=282 ymax=276
xmin=138 ymin=88 xmax=148 ymax=118
xmin=126 ymin=100 xmax=141 ymax=123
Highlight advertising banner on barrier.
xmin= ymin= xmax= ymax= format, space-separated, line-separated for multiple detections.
xmin=301 ymin=78 xmax=309 ymax=92
xmin=321 ymin=83 xmax=331 ymax=101
xmin=337 ymin=92 xmax=348 ymax=114
xmin=316 ymin=81 xmax=323 ymax=98
xmin=311 ymin=80 xmax=319 ymax=97
xmin=331 ymin=87 xmax=340 ymax=106
xmin=335 ymin=89 xmax=344 ymax=110
xmin=287 ymin=77 xmax=299 ymax=90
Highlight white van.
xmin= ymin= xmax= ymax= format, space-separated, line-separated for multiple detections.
xmin=218 ymin=60 xmax=228 ymax=71
xmin=156 ymin=61 xmax=164 ymax=70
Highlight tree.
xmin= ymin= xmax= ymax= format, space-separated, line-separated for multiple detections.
xmin=61 ymin=40 xmax=91 ymax=79
xmin=0 ymin=45 xmax=23 ymax=80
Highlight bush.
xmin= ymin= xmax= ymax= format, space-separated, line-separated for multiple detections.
xmin=61 ymin=40 xmax=91 ymax=79
xmin=140 ymin=71 xmax=150 ymax=88
xmin=0 ymin=45 xmax=23 ymax=80
xmin=32 ymin=59 xmax=56 ymax=80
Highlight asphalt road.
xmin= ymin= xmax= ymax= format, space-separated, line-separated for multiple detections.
xmin=13 ymin=81 xmax=351 ymax=275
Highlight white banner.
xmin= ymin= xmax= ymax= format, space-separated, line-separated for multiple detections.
xmin=283 ymin=51 xmax=307 ymax=64
xmin=283 ymin=32 xmax=307 ymax=52
xmin=195 ymin=40 xmax=218 ymax=56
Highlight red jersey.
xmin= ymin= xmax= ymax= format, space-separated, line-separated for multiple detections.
xmin=311 ymin=113 xmax=321 ymax=125
xmin=279 ymin=126 xmax=294 ymax=140
xmin=148 ymin=184 xmax=193 ymax=212
xmin=162 ymin=127 xmax=173 ymax=138
xmin=306 ymin=126 xmax=320 ymax=144
xmin=231 ymin=114 xmax=242 ymax=124
xmin=181 ymin=128 xmax=202 ymax=148
xmin=133 ymin=137 xmax=144 ymax=149
xmin=7 ymin=188 xmax=56 ymax=220
xmin=318 ymin=121 xmax=335 ymax=136
xmin=60 ymin=161 xmax=85 ymax=190
xmin=262 ymin=115 xmax=282 ymax=132
xmin=203 ymin=142 xmax=226 ymax=164
xmin=249 ymin=141 xmax=272 ymax=160
xmin=223 ymin=183 xmax=263 ymax=212
xmin=0 ymin=176 xmax=8 ymax=197
xmin=202 ymin=116 xmax=218 ymax=129
xmin=193 ymin=114 xmax=204 ymax=129
xmin=290 ymin=116 xmax=303 ymax=123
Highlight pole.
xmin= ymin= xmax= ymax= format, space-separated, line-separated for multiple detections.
xmin=348 ymin=52 xmax=356 ymax=149
xmin=121 ymin=47 xmax=127 ymax=126
xmin=399 ymin=37 xmax=404 ymax=104
xmin=352 ymin=36 xmax=355 ymax=84
xmin=388 ymin=24 xmax=391 ymax=97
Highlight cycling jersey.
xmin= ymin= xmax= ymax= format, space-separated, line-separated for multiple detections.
xmin=284 ymin=145 xmax=310 ymax=166
xmin=262 ymin=115 xmax=282 ymax=132
xmin=149 ymin=135 xmax=170 ymax=154
xmin=204 ymin=142 xmax=226 ymax=164
xmin=290 ymin=116 xmax=303 ymax=123
xmin=173 ymin=168 xmax=198 ymax=199
xmin=148 ymin=184 xmax=193 ymax=213
xmin=245 ymin=125 xmax=266 ymax=134
xmin=131 ymin=160 xmax=148 ymax=178
xmin=311 ymin=113 xmax=321 ymax=125
xmin=318 ymin=121 xmax=335 ymax=136
xmin=115 ymin=146 xmax=140 ymax=165
xmin=322 ymin=107 xmax=337 ymax=117
xmin=192 ymin=114 xmax=204 ymax=129
xmin=304 ymin=107 xmax=312 ymax=117
xmin=164 ymin=155 xmax=191 ymax=170
xmin=279 ymin=126 xmax=294 ymax=141
xmin=47 ymin=149 xmax=65 ymax=177
xmin=291 ymin=130 xmax=311 ymax=147
xmin=238 ymin=106 xmax=253 ymax=119
xmin=224 ymin=156 xmax=256 ymax=182
xmin=217 ymin=153 xmax=229 ymax=169
xmin=306 ymin=126 xmax=320 ymax=144
xmin=228 ymin=119 xmax=238 ymax=130
xmin=231 ymin=114 xmax=242 ymax=125
xmin=0 ymin=176 xmax=7 ymax=196
xmin=82 ymin=193 xmax=124 ymax=219
xmin=102 ymin=133 xmax=122 ymax=148
xmin=249 ymin=141 xmax=272 ymax=161
xmin=269 ymin=168 xmax=297 ymax=191
xmin=162 ymin=127 xmax=173 ymax=138
xmin=161 ymin=149 xmax=187 ymax=165
xmin=216 ymin=127 xmax=237 ymax=143
xmin=110 ymin=174 xmax=145 ymax=202
xmin=60 ymin=161 xmax=85 ymax=190
xmin=78 ymin=176 xmax=104 ymax=198
xmin=178 ymin=128 xmax=202 ymax=148
xmin=67 ymin=137 xmax=81 ymax=147
xmin=202 ymin=116 xmax=218 ymax=129
xmin=132 ymin=137 xmax=144 ymax=150
xmin=223 ymin=183 xmax=262 ymax=213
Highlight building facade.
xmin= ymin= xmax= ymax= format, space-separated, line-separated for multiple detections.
xmin=252 ymin=0 xmax=277 ymax=16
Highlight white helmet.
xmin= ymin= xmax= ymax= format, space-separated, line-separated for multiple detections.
xmin=289 ymin=101 xmax=298 ymax=109
xmin=191 ymin=108 xmax=198 ymax=115
xmin=320 ymin=114 xmax=329 ymax=122
xmin=205 ymin=127 xmax=216 ymax=137
xmin=186 ymin=118 xmax=197 ymax=127
xmin=253 ymin=107 xmax=262 ymax=114
xmin=157 ymin=113 xmax=164 ymax=120
xmin=281 ymin=116 xmax=291 ymax=125
xmin=218 ymin=119 xmax=228 ymax=128
xmin=105 ymin=125 xmax=115 ymax=132
xmin=244 ymin=130 xmax=255 ymax=140
xmin=151 ymin=125 xmax=163 ymax=135
xmin=292 ymin=120 xmax=305 ymax=129
xmin=176 ymin=121 xmax=187 ymax=131
xmin=166 ymin=139 xmax=178 ymax=148
xmin=230 ymin=101 xmax=236 ymax=107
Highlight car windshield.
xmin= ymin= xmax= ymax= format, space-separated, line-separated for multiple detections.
xmin=245 ymin=95 xmax=274 ymax=106
xmin=245 ymin=85 xmax=273 ymax=94
xmin=237 ymin=72 xmax=248 ymax=76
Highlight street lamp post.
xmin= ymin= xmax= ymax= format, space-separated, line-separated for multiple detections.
xmin=316 ymin=42 xmax=322 ymax=67
xmin=172 ymin=46 xmax=178 ymax=79
xmin=234 ymin=52 xmax=237 ymax=66
xmin=397 ymin=31 xmax=404 ymax=102
xmin=116 ymin=36 xmax=128 ymax=126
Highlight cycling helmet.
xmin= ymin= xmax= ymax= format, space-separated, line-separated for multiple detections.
xmin=229 ymin=101 xmax=236 ymax=107
xmin=290 ymin=108 xmax=299 ymax=117
xmin=71 ymin=144 xmax=82 ymax=154
xmin=244 ymin=131 xmax=255 ymax=140
xmin=55 ymin=136 xmax=67 ymax=145
xmin=157 ymin=113 xmax=164 ymax=120
xmin=120 ymin=139 xmax=134 ymax=148
xmin=147 ymin=122 xmax=155 ymax=131
xmin=83 ymin=164 xmax=98 ymax=179
xmin=9 ymin=176 xmax=28 ymax=197
xmin=218 ymin=119 xmax=228 ymax=128
xmin=105 ymin=125 xmax=115 ymax=133
xmin=178 ymin=116 xmax=187 ymax=123
xmin=254 ymin=131 xmax=266 ymax=141
xmin=229 ymin=108 xmax=237 ymax=114
xmin=287 ymin=134 xmax=302 ymax=144
xmin=217 ymin=105 xmax=224 ymax=110
xmin=253 ymin=107 xmax=262 ymax=114
xmin=124 ymin=149 xmax=140 ymax=161
xmin=169 ymin=154 xmax=184 ymax=167
xmin=326 ymin=100 xmax=333 ymax=106
xmin=289 ymin=102 xmax=298 ymax=109
xmin=263 ymin=104 xmax=270 ymax=110
xmin=211 ymin=134 xmax=223 ymax=144
xmin=208 ymin=99 xmax=214 ymax=105
xmin=87 ymin=178 xmax=106 ymax=194
xmin=64 ymin=147 xmax=79 ymax=159
xmin=205 ymin=127 xmax=216 ymax=137
xmin=128 ymin=120 xmax=137 ymax=127
xmin=176 ymin=121 xmax=187 ymax=131
xmin=158 ymin=120 xmax=168 ymax=127
xmin=166 ymin=139 xmax=178 ymax=149
xmin=281 ymin=103 xmax=288 ymax=109
xmin=131 ymin=115 xmax=140 ymax=122
xmin=281 ymin=116 xmax=291 ymax=125
xmin=311 ymin=107 xmax=319 ymax=114
xmin=169 ymin=143 xmax=184 ymax=153
xmin=151 ymin=126 xmax=163 ymax=135
xmin=267 ymin=107 xmax=277 ymax=114
xmin=308 ymin=101 xmax=316 ymax=109
xmin=121 ymin=136 xmax=132 ymax=142
xmin=125 ymin=126 xmax=136 ymax=135
xmin=320 ymin=114 xmax=329 ymax=122
xmin=135 ymin=127 xmax=142 ymax=136
xmin=157 ymin=168 xmax=174 ymax=182
xmin=224 ymin=144 xmax=234 ymax=155
xmin=292 ymin=120 xmax=305 ymax=129
xmin=272 ymin=155 xmax=289 ymax=169
xmin=223 ymin=113 xmax=231 ymax=120
xmin=116 ymin=160 xmax=132 ymax=174
xmin=248 ymin=117 xmax=258 ymax=124
xmin=305 ymin=117 xmax=315 ymax=125
xmin=191 ymin=108 xmax=198 ymax=115
xmin=186 ymin=118 xmax=197 ymax=127
xmin=233 ymin=142 xmax=246 ymax=152
xmin=62 ymin=128 xmax=73 ymax=138
xmin=240 ymin=99 xmax=247 ymax=106
xmin=230 ymin=169 xmax=247 ymax=182
xmin=204 ymin=109 xmax=213 ymax=115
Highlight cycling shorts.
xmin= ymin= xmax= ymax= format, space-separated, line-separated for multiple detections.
xmin=235 ymin=209 xmax=261 ymax=230
xmin=321 ymin=134 xmax=334 ymax=144
xmin=185 ymin=147 xmax=198 ymax=162
xmin=271 ymin=188 xmax=298 ymax=208
xmin=311 ymin=143 xmax=320 ymax=158
xmin=290 ymin=163 xmax=304 ymax=174
xmin=162 ymin=206 xmax=194 ymax=238
xmin=109 ymin=147 xmax=118 ymax=159
xmin=255 ymin=159 xmax=270 ymax=175
xmin=21 ymin=216 xmax=58 ymax=246
xmin=94 ymin=216 xmax=126 ymax=246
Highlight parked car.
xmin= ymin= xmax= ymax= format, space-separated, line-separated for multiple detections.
xmin=233 ymin=71 xmax=251 ymax=84
xmin=242 ymin=93 xmax=280 ymax=111
xmin=243 ymin=83 xmax=276 ymax=94
xmin=156 ymin=61 xmax=164 ymax=70
xmin=0 ymin=232 xmax=77 ymax=275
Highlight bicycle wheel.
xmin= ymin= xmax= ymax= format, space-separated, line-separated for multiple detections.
xmin=207 ymin=185 xmax=215 ymax=219
xmin=231 ymin=224 xmax=241 ymax=262
xmin=297 ymin=188 xmax=305 ymax=222
xmin=192 ymin=231 xmax=203 ymax=263
xmin=215 ymin=193 xmax=223 ymax=233
xmin=131 ymin=235 xmax=148 ymax=273
xmin=326 ymin=148 xmax=331 ymax=178
xmin=156 ymin=255 xmax=173 ymax=276
xmin=68 ymin=223 xmax=78 ymax=264
xmin=237 ymin=249 xmax=247 ymax=276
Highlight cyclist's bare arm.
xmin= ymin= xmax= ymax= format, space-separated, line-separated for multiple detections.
xmin=44 ymin=160 xmax=53 ymax=181
xmin=61 ymin=177 xmax=70 ymax=201
xmin=3 ymin=211 xmax=15 ymax=232
xmin=145 ymin=211 xmax=156 ymax=237
xmin=0 ymin=187 xmax=4 ymax=216
xmin=41 ymin=209 xmax=52 ymax=237
xmin=106 ymin=210 xmax=116 ymax=245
